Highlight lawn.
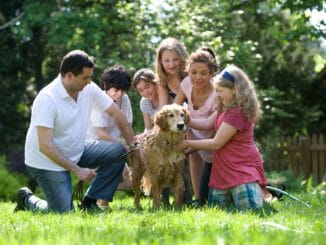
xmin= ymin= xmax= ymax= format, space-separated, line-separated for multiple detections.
xmin=0 ymin=190 xmax=325 ymax=245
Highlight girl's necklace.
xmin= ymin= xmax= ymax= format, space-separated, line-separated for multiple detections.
xmin=192 ymin=84 xmax=213 ymax=110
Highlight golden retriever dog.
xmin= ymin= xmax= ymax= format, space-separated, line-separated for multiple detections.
xmin=129 ymin=104 xmax=190 ymax=209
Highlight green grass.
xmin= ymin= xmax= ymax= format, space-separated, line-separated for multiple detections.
xmin=0 ymin=191 xmax=325 ymax=245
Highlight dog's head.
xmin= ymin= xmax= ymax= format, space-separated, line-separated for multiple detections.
xmin=154 ymin=104 xmax=190 ymax=132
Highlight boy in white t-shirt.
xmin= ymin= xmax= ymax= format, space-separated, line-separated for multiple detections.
xmin=87 ymin=65 xmax=133 ymax=210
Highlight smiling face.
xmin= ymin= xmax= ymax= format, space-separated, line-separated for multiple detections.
xmin=106 ymin=87 xmax=125 ymax=102
xmin=188 ymin=62 xmax=212 ymax=89
xmin=161 ymin=50 xmax=181 ymax=76
xmin=135 ymin=80 xmax=157 ymax=101
xmin=216 ymin=85 xmax=235 ymax=107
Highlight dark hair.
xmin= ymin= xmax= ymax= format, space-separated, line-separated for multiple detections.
xmin=187 ymin=47 xmax=219 ymax=74
xmin=101 ymin=65 xmax=131 ymax=91
xmin=60 ymin=50 xmax=95 ymax=76
xmin=133 ymin=68 xmax=157 ymax=88
xmin=199 ymin=47 xmax=216 ymax=61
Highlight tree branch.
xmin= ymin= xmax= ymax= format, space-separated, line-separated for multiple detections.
xmin=0 ymin=12 xmax=24 ymax=31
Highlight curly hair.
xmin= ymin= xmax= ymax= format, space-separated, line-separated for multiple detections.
xmin=215 ymin=64 xmax=262 ymax=122
xmin=100 ymin=65 xmax=131 ymax=91
xmin=155 ymin=37 xmax=188 ymax=88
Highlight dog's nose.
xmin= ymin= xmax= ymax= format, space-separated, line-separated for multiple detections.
xmin=177 ymin=122 xmax=185 ymax=130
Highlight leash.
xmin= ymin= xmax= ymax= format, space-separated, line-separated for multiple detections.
xmin=72 ymin=180 xmax=85 ymax=209
xmin=266 ymin=185 xmax=311 ymax=208
xmin=72 ymin=142 xmax=139 ymax=208
xmin=116 ymin=142 xmax=138 ymax=160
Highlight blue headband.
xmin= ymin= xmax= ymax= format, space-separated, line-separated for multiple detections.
xmin=222 ymin=71 xmax=235 ymax=83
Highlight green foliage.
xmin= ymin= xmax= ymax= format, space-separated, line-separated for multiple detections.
xmin=0 ymin=155 xmax=28 ymax=201
xmin=0 ymin=0 xmax=325 ymax=156
xmin=266 ymin=170 xmax=303 ymax=191
xmin=128 ymin=90 xmax=144 ymax=134
xmin=311 ymin=181 xmax=326 ymax=197
xmin=259 ymin=133 xmax=285 ymax=171
xmin=257 ymin=88 xmax=294 ymax=138
xmin=157 ymin=0 xmax=325 ymax=137
xmin=301 ymin=175 xmax=326 ymax=194
xmin=0 ymin=190 xmax=325 ymax=244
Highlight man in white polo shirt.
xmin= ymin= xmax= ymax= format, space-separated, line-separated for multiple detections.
xmin=14 ymin=50 xmax=136 ymax=213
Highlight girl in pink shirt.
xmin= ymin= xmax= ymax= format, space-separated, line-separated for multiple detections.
xmin=175 ymin=47 xmax=219 ymax=206
xmin=177 ymin=64 xmax=267 ymax=211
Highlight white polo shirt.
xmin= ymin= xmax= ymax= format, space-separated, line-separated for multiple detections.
xmin=25 ymin=75 xmax=113 ymax=171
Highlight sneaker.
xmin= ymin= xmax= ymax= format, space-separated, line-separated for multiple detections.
xmin=79 ymin=202 xmax=105 ymax=213
xmin=14 ymin=187 xmax=33 ymax=212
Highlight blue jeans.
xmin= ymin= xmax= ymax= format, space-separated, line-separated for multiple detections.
xmin=26 ymin=167 xmax=72 ymax=212
xmin=26 ymin=140 xmax=126 ymax=213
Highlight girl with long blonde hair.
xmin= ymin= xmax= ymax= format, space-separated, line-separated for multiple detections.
xmin=155 ymin=37 xmax=188 ymax=107
xmin=177 ymin=64 xmax=267 ymax=211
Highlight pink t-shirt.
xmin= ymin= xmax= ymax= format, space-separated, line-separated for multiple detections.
xmin=209 ymin=107 xmax=266 ymax=189
xmin=181 ymin=76 xmax=216 ymax=163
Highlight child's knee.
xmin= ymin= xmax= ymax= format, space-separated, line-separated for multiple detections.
xmin=232 ymin=182 xmax=263 ymax=211
xmin=207 ymin=188 xmax=231 ymax=208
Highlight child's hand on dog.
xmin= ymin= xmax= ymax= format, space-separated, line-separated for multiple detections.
xmin=176 ymin=140 xmax=188 ymax=153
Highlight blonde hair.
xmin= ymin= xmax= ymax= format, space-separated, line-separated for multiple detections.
xmin=215 ymin=64 xmax=262 ymax=122
xmin=155 ymin=37 xmax=188 ymax=88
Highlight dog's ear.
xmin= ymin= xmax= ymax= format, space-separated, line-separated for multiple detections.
xmin=154 ymin=109 xmax=168 ymax=131
xmin=183 ymin=107 xmax=190 ymax=125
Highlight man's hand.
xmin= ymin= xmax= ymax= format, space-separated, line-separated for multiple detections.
xmin=37 ymin=126 xmax=98 ymax=180
xmin=75 ymin=167 xmax=97 ymax=182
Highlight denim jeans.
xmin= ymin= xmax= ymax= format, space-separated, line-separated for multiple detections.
xmin=26 ymin=140 xmax=126 ymax=213
xmin=26 ymin=166 xmax=72 ymax=213
xmin=78 ymin=140 xmax=126 ymax=201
